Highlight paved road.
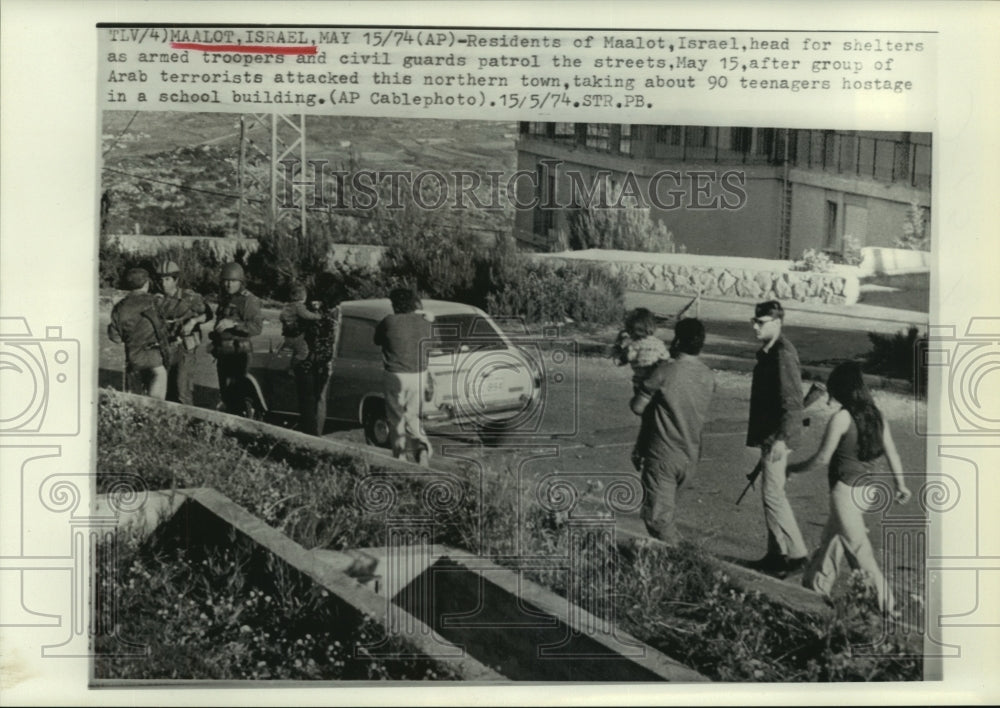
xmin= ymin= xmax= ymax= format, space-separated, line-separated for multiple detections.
xmin=98 ymin=308 xmax=928 ymax=611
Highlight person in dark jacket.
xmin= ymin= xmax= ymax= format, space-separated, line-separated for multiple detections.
xmin=210 ymin=262 xmax=262 ymax=416
xmin=746 ymin=300 xmax=809 ymax=577
xmin=107 ymin=267 xmax=169 ymax=399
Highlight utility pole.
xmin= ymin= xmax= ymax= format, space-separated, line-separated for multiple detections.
xmin=236 ymin=113 xmax=308 ymax=238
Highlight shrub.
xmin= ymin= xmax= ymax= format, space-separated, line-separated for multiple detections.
xmin=792 ymin=248 xmax=833 ymax=273
xmin=896 ymin=201 xmax=930 ymax=251
xmin=482 ymin=241 xmax=626 ymax=326
xmin=561 ymin=203 xmax=682 ymax=253
xmin=842 ymin=234 xmax=864 ymax=266
xmin=245 ymin=225 xmax=333 ymax=301
xmin=98 ymin=233 xmax=129 ymax=289
xmin=378 ymin=210 xmax=481 ymax=302
xmin=865 ymin=327 xmax=928 ymax=390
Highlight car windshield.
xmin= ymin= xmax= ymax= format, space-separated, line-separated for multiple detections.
xmin=428 ymin=314 xmax=506 ymax=351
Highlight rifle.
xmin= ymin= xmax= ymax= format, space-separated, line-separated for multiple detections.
xmin=735 ymin=381 xmax=828 ymax=505
xmin=141 ymin=307 xmax=173 ymax=370
xmin=675 ymin=291 xmax=701 ymax=320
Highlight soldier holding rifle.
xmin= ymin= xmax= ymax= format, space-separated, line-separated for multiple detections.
xmin=154 ymin=259 xmax=211 ymax=406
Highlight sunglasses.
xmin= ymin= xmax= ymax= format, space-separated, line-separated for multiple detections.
xmin=750 ymin=317 xmax=775 ymax=326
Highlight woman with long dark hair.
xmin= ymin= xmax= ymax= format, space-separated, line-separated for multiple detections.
xmin=787 ymin=361 xmax=911 ymax=615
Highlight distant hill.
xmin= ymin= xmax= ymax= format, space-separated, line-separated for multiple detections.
xmin=102 ymin=111 xmax=518 ymax=174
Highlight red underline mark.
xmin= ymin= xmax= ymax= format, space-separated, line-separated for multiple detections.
xmin=170 ymin=42 xmax=317 ymax=55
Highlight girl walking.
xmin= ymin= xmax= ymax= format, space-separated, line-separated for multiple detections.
xmin=787 ymin=361 xmax=912 ymax=616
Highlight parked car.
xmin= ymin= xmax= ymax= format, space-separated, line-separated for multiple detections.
xmin=246 ymin=299 xmax=543 ymax=445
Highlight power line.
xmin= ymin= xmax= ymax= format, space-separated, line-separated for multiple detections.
xmin=101 ymin=112 xmax=141 ymax=157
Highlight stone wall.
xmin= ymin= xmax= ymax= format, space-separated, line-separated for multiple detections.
xmin=323 ymin=244 xmax=862 ymax=305
xmin=531 ymin=249 xmax=861 ymax=305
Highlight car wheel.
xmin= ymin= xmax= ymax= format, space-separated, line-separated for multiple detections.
xmin=363 ymin=399 xmax=391 ymax=448
xmin=242 ymin=395 xmax=264 ymax=421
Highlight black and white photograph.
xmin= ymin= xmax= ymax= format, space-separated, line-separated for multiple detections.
xmin=93 ymin=109 xmax=932 ymax=682
xmin=2 ymin=2 xmax=999 ymax=706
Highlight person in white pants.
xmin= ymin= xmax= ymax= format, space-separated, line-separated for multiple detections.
xmin=374 ymin=288 xmax=433 ymax=466
xmin=787 ymin=361 xmax=911 ymax=616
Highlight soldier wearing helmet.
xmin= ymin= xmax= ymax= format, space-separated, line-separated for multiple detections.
xmin=154 ymin=258 xmax=212 ymax=406
xmin=107 ymin=267 xmax=170 ymax=399
xmin=211 ymin=261 xmax=263 ymax=415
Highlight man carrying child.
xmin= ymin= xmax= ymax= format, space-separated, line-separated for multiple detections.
xmin=629 ymin=318 xmax=715 ymax=545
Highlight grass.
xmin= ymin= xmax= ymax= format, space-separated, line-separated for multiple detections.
xmin=97 ymin=390 xmax=488 ymax=552
xmin=509 ymin=527 xmax=921 ymax=682
xmin=97 ymin=389 xmax=923 ymax=682
xmin=94 ymin=527 xmax=459 ymax=680
xmin=859 ymin=273 xmax=930 ymax=313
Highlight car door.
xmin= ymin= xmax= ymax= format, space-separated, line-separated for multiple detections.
xmin=327 ymin=315 xmax=383 ymax=423
xmin=252 ymin=336 xmax=298 ymax=415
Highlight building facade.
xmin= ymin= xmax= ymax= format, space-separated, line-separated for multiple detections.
xmin=514 ymin=123 xmax=931 ymax=260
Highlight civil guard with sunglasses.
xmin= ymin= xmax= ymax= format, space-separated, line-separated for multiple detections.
xmin=745 ymin=300 xmax=810 ymax=578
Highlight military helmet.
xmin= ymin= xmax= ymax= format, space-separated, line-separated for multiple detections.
xmin=156 ymin=259 xmax=181 ymax=277
xmin=220 ymin=262 xmax=245 ymax=282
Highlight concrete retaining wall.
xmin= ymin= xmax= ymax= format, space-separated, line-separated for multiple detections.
xmin=858 ymin=246 xmax=931 ymax=276
xmin=324 ymin=245 xmax=862 ymax=305
xmin=531 ymin=249 xmax=861 ymax=306
xmin=98 ymin=481 xmax=705 ymax=681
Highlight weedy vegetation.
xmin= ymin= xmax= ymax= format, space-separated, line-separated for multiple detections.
xmin=97 ymin=391 xmax=922 ymax=682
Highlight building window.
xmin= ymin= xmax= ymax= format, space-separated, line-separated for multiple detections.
xmin=619 ymin=125 xmax=633 ymax=155
xmin=913 ymin=142 xmax=932 ymax=188
xmin=554 ymin=122 xmax=576 ymax=144
xmin=684 ymin=126 xmax=710 ymax=148
xmin=532 ymin=162 xmax=556 ymax=237
xmin=731 ymin=127 xmax=753 ymax=153
xmin=825 ymin=200 xmax=839 ymax=250
xmin=584 ymin=124 xmax=612 ymax=151
xmin=839 ymin=133 xmax=858 ymax=174
xmin=756 ymin=129 xmax=776 ymax=160
xmin=655 ymin=126 xmax=682 ymax=145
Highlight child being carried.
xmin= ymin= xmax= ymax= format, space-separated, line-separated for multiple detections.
xmin=612 ymin=307 xmax=670 ymax=393
xmin=280 ymin=283 xmax=323 ymax=367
